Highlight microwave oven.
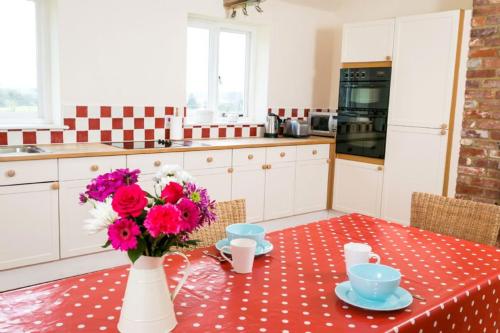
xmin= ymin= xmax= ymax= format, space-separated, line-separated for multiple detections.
xmin=307 ymin=112 xmax=337 ymax=137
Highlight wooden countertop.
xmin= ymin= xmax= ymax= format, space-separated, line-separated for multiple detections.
xmin=0 ymin=137 xmax=336 ymax=162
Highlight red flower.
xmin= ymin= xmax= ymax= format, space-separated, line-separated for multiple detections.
xmin=144 ymin=204 xmax=182 ymax=237
xmin=112 ymin=184 xmax=147 ymax=217
xmin=161 ymin=182 xmax=184 ymax=204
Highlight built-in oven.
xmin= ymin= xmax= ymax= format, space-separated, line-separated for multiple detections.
xmin=337 ymin=67 xmax=391 ymax=159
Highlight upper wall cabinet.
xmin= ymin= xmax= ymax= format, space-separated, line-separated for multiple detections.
xmin=341 ymin=19 xmax=395 ymax=63
xmin=388 ymin=11 xmax=460 ymax=128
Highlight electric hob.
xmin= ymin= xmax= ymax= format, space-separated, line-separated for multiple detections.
xmin=103 ymin=139 xmax=211 ymax=150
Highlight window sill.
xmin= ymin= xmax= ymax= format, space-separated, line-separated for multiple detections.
xmin=0 ymin=123 xmax=68 ymax=130
xmin=183 ymin=119 xmax=264 ymax=127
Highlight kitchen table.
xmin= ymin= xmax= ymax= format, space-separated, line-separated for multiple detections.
xmin=1 ymin=213 xmax=499 ymax=332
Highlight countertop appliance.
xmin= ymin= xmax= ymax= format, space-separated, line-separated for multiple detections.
xmin=336 ymin=67 xmax=391 ymax=159
xmin=264 ymin=113 xmax=282 ymax=138
xmin=308 ymin=111 xmax=337 ymax=137
xmin=283 ymin=119 xmax=310 ymax=138
xmin=104 ymin=139 xmax=210 ymax=150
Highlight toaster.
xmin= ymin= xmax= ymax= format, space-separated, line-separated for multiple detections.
xmin=283 ymin=119 xmax=310 ymax=138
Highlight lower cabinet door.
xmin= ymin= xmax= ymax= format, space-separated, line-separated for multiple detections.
xmin=137 ymin=173 xmax=157 ymax=196
xmin=231 ymin=165 xmax=266 ymax=223
xmin=59 ymin=180 xmax=110 ymax=258
xmin=264 ymin=162 xmax=296 ymax=220
xmin=0 ymin=183 xmax=59 ymax=270
xmin=333 ymin=159 xmax=384 ymax=217
xmin=189 ymin=168 xmax=232 ymax=202
xmin=381 ymin=126 xmax=447 ymax=225
xmin=294 ymin=159 xmax=329 ymax=214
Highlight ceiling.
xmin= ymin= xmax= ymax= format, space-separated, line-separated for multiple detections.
xmin=280 ymin=0 xmax=341 ymax=11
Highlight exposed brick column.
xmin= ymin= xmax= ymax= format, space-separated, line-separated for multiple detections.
xmin=456 ymin=1 xmax=500 ymax=205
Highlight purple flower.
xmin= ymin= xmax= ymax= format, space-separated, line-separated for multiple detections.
xmin=80 ymin=168 xmax=140 ymax=203
xmin=185 ymin=182 xmax=216 ymax=230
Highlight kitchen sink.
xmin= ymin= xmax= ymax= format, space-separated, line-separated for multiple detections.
xmin=0 ymin=145 xmax=50 ymax=154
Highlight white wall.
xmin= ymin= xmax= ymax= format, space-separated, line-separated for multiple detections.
xmin=57 ymin=0 xmax=336 ymax=111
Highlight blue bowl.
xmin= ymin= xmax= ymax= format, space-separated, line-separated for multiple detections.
xmin=347 ymin=263 xmax=401 ymax=302
xmin=226 ymin=223 xmax=265 ymax=244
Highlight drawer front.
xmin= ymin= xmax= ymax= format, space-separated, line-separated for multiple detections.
xmin=266 ymin=146 xmax=297 ymax=164
xmin=233 ymin=148 xmax=266 ymax=167
xmin=0 ymin=159 xmax=57 ymax=186
xmin=59 ymin=156 xmax=127 ymax=181
xmin=297 ymin=144 xmax=330 ymax=161
xmin=127 ymin=153 xmax=184 ymax=175
xmin=184 ymin=150 xmax=232 ymax=170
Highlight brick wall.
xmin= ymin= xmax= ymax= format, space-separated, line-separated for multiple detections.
xmin=456 ymin=0 xmax=500 ymax=205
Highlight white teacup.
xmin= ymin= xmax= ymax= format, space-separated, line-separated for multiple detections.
xmin=220 ymin=238 xmax=257 ymax=274
xmin=344 ymin=242 xmax=380 ymax=271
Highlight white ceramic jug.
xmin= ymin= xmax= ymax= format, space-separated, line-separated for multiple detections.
xmin=118 ymin=252 xmax=191 ymax=333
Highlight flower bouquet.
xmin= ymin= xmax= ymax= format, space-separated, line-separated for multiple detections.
xmin=79 ymin=165 xmax=216 ymax=333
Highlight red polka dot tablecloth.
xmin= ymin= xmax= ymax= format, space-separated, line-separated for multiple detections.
xmin=1 ymin=213 xmax=499 ymax=333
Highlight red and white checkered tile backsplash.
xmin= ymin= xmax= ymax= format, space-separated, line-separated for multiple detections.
xmin=0 ymin=106 xmax=331 ymax=146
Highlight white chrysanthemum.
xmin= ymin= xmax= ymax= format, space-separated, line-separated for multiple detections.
xmin=176 ymin=170 xmax=195 ymax=184
xmin=154 ymin=164 xmax=195 ymax=189
xmin=83 ymin=198 xmax=118 ymax=234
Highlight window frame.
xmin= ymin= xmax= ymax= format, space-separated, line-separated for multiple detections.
xmin=186 ymin=18 xmax=257 ymax=123
xmin=0 ymin=0 xmax=61 ymax=129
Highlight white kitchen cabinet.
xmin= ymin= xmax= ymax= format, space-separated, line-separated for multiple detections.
xmin=127 ymin=152 xmax=183 ymax=175
xmin=264 ymin=161 xmax=296 ymax=220
xmin=341 ymin=19 xmax=395 ymax=63
xmin=294 ymin=159 xmax=329 ymax=214
xmin=232 ymin=165 xmax=266 ymax=223
xmin=381 ymin=126 xmax=447 ymax=225
xmin=388 ymin=10 xmax=459 ymax=128
xmin=190 ymin=167 xmax=232 ymax=202
xmin=0 ymin=183 xmax=59 ymax=270
xmin=59 ymin=180 xmax=110 ymax=258
xmin=333 ymin=159 xmax=384 ymax=217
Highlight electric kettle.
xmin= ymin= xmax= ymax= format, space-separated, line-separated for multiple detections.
xmin=264 ymin=113 xmax=282 ymax=138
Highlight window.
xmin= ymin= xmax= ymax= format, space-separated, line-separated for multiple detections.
xmin=186 ymin=19 xmax=254 ymax=122
xmin=0 ymin=0 xmax=59 ymax=129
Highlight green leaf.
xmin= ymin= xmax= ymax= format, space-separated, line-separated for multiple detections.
xmin=102 ymin=240 xmax=111 ymax=248
xmin=127 ymin=238 xmax=146 ymax=263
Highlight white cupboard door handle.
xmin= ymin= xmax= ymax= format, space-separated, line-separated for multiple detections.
xmin=385 ymin=55 xmax=392 ymax=61
xmin=206 ymin=157 xmax=213 ymax=163
xmin=248 ymin=154 xmax=254 ymax=160
xmin=440 ymin=129 xmax=447 ymax=136
xmin=262 ymin=164 xmax=267 ymax=170
xmin=280 ymin=152 xmax=286 ymax=158
xmin=377 ymin=166 xmax=383 ymax=171
xmin=440 ymin=123 xmax=448 ymax=130
xmin=154 ymin=160 xmax=161 ymax=167
xmin=312 ymin=149 xmax=318 ymax=155
xmin=5 ymin=170 xmax=15 ymax=177
xmin=227 ymin=167 xmax=234 ymax=174
xmin=90 ymin=165 xmax=99 ymax=172
xmin=51 ymin=182 xmax=60 ymax=190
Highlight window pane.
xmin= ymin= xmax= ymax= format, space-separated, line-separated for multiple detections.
xmin=218 ymin=31 xmax=247 ymax=116
xmin=0 ymin=0 xmax=39 ymax=115
xmin=186 ymin=27 xmax=209 ymax=111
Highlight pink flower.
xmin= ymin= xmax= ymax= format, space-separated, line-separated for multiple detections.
xmin=161 ymin=182 xmax=184 ymax=204
xmin=177 ymin=198 xmax=200 ymax=233
xmin=107 ymin=218 xmax=141 ymax=251
xmin=112 ymin=184 xmax=148 ymax=218
xmin=144 ymin=204 xmax=182 ymax=237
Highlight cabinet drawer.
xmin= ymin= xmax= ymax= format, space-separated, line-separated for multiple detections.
xmin=127 ymin=152 xmax=183 ymax=175
xmin=297 ymin=144 xmax=329 ymax=161
xmin=184 ymin=150 xmax=232 ymax=170
xmin=233 ymin=148 xmax=266 ymax=167
xmin=59 ymin=156 xmax=127 ymax=181
xmin=266 ymin=146 xmax=297 ymax=164
xmin=0 ymin=159 xmax=57 ymax=186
